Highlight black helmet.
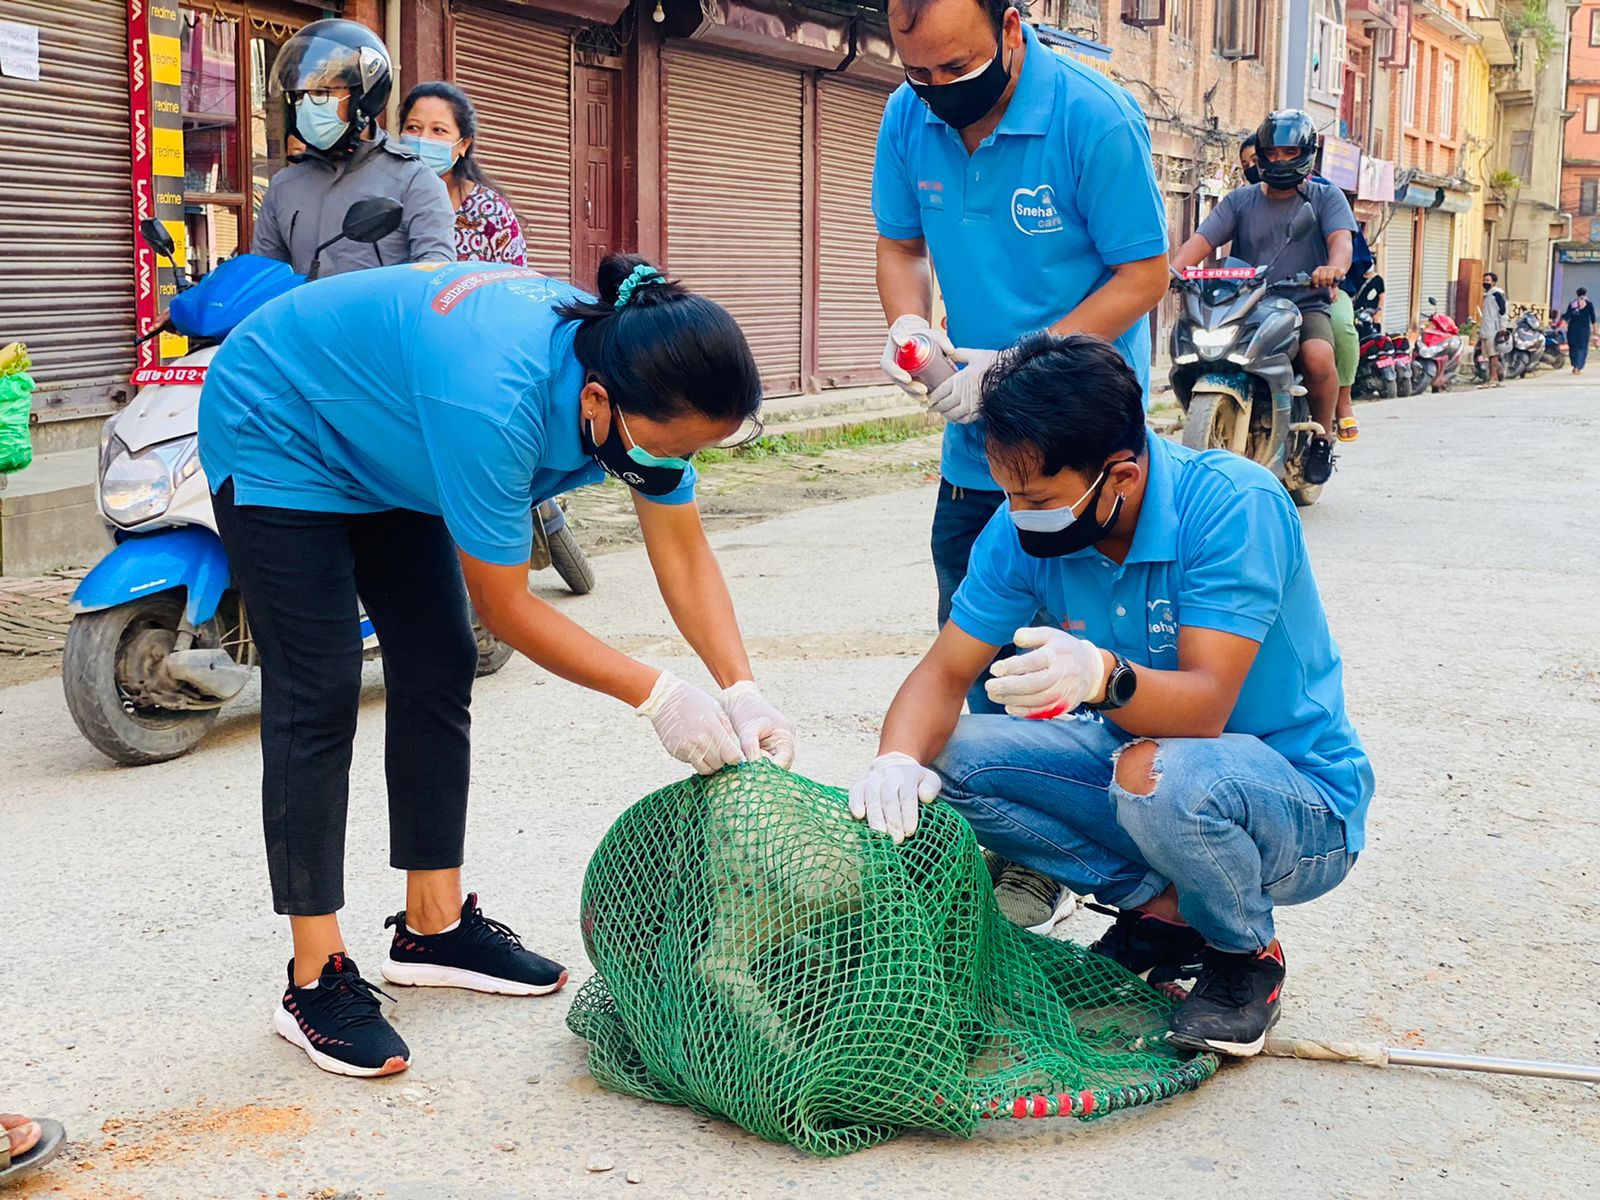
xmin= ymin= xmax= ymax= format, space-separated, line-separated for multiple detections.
xmin=1255 ymin=109 xmax=1318 ymax=191
xmin=273 ymin=19 xmax=392 ymax=153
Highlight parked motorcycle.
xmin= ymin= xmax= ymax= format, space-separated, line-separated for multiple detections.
xmin=65 ymin=205 xmax=594 ymax=765
xmin=1353 ymin=306 xmax=1398 ymax=399
xmin=1500 ymin=310 xmax=1546 ymax=380
xmin=1411 ymin=299 xmax=1463 ymax=393
xmin=1542 ymin=319 xmax=1568 ymax=369
xmin=1169 ymin=202 xmax=1328 ymax=507
xmin=1391 ymin=332 xmax=1414 ymax=397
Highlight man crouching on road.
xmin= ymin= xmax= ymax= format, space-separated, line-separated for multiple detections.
xmin=848 ymin=333 xmax=1373 ymax=1056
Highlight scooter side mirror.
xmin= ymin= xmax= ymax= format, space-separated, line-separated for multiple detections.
xmin=342 ymin=197 xmax=404 ymax=245
xmin=140 ymin=218 xmax=176 ymax=258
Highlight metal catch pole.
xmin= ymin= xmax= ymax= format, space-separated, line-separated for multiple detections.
xmin=1263 ymin=1036 xmax=1600 ymax=1084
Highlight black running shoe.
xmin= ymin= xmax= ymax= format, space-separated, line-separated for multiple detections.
xmin=1166 ymin=940 xmax=1286 ymax=1057
xmin=1085 ymin=903 xmax=1208 ymax=986
xmin=1302 ymin=435 xmax=1335 ymax=485
xmin=274 ymin=953 xmax=410 ymax=1078
xmin=382 ymin=893 xmax=568 ymax=997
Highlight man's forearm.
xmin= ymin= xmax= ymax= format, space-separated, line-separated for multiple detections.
xmin=1048 ymin=255 xmax=1170 ymax=343
xmin=878 ymin=661 xmax=967 ymax=764
xmin=876 ymin=237 xmax=933 ymax=324
xmin=1170 ymin=232 xmax=1215 ymax=272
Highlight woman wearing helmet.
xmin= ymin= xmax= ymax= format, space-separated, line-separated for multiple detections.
xmin=252 ymin=19 xmax=456 ymax=278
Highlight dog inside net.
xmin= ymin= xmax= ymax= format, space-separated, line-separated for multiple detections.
xmin=567 ymin=761 xmax=1216 ymax=1156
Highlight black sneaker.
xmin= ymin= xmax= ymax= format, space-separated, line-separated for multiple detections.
xmin=274 ymin=953 xmax=410 ymax=1078
xmin=1166 ymin=940 xmax=1286 ymax=1057
xmin=381 ymin=893 xmax=568 ymax=997
xmin=1085 ymin=904 xmax=1208 ymax=987
xmin=1302 ymin=435 xmax=1335 ymax=485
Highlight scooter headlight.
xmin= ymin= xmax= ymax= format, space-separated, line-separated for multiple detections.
xmin=1190 ymin=326 xmax=1238 ymax=359
xmin=101 ymin=439 xmax=200 ymax=527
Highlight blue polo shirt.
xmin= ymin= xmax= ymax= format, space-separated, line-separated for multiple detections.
xmin=949 ymin=437 xmax=1373 ymax=850
xmin=872 ymin=24 xmax=1169 ymax=490
xmin=198 ymin=261 xmax=697 ymax=565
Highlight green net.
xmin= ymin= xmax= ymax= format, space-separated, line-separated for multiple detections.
xmin=568 ymin=761 xmax=1216 ymax=1156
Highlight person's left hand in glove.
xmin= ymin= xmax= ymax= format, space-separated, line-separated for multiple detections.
xmin=984 ymin=626 xmax=1110 ymax=719
xmin=926 ymin=346 xmax=1001 ymax=425
xmin=719 ymin=681 xmax=797 ymax=768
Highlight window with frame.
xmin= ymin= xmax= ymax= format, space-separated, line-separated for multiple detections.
xmin=1310 ymin=14 xmax=1347 ymax=97
xmin=1582 ymin=177 xmax=1599 ymax=217
xmin=1590 ymin=8 xmax=1600 ymax=46
xmin=1401 ymin=56 xmax=1416 ymax=127
xmin=179 ymin=5 xmax=301 ymax=277
xmin=1586 ymin=95 xmax=1600 ymax=133
xmin=1169 ymin=0 xmax=1196 ymax=40
xmin=1122 ymin=0 xmax=1167 ymax=28
xmin=1439 ymin=58 xmax=1455 ymax=140
xmin=1214 ymin=0 xmax=1262 ymax=58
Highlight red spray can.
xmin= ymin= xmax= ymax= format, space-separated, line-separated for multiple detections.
xmin=894 ymin=332 xmax=956 ymax=391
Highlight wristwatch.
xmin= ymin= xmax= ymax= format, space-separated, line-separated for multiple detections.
xmin=1090 ymin=652 xmax=1138 ymax=711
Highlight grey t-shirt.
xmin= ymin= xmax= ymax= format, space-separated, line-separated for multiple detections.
xmin=1196 ymin=180 xmax=1357 ymax=313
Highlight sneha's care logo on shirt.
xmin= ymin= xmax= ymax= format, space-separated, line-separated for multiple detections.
xmin=1012 ymin=184 xmax=1063 ymax=235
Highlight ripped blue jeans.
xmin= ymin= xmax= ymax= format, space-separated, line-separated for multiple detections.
xmin=933 ymin=713 xmax=1354 ymax=954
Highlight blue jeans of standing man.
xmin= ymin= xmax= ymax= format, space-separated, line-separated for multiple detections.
xmin=932 ymin=480 xmax=1010 ymax=714
xmin=933 ymin=713 xmax=1355 ymax=953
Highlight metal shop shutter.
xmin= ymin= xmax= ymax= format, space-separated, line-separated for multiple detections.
xmin=452 ymin=4 xmax=572 ymax=280
xmin=1419 ymin=211 xmax=1455 ymax=318
xmin=0 ymin=0 xmax=134 ymax=414
xmin=665 ymin=48 xmax=803 ymax=394
xmin=816 ymin=78 xmax=891 ymax=386
xmin=1382 ymin=214 xmax=1415 ymax=335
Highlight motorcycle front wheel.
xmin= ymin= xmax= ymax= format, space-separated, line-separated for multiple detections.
xmin=1181 ymin=391 xmax=1250 ymax=457
xmin=63 ymin=594 xmax=223 ymax=765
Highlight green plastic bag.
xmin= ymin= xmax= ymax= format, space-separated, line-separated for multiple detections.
xmin=0 ymin=371 xmax=35 ymax=474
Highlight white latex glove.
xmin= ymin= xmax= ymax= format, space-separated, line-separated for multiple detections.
xmin=848 ymin=751 xmax=942 ymax=844
xmin=636 ymin=670 xmax=743 ymax=775
xmin=983 ymin=627 xmax=1110 ymax=719
xmin=880 ymin=314 xmax=937 ymax=398
xmin=720 ymin=680 xmax=797 ymax=768
xmin=926 ymin=347 xmax=1001 ymax=425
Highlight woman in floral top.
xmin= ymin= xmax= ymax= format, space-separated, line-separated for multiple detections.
xmin=398 ymin=82 xmax=527 ymax=267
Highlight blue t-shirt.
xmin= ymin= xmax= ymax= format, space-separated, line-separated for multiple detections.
xmin=949 ymin=436 xmax=1374 ymax=850
xmin=871 ymin=23 xmax=1168 ymax=490
xmin=198 ymin=261 xmax=697 ymax=565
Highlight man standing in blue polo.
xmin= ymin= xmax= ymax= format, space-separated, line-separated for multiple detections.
xmin=873 ymin=0 xmax=1169 ymax=927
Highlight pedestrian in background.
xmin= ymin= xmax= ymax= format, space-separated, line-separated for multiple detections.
xmin=1564 ymin=286 xmax=1595 ymax=374
xmin=398 ymin=82 xmax=528 ymax=267
xmin=1478 ymin=271 xmax=1508 ymax=389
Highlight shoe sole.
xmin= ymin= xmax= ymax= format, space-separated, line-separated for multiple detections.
xmin=1165 ymin=1009 xmax=1281 ymax=1058
xmin=273 ymin=1007 xmax=409 ymax=1078
xmin=381 ymin=957 xmax=569 ymax=996
xmin=1022 ymin=891 xmax=1080 ymax=936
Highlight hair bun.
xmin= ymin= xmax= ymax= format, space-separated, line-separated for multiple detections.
xmin=595 ymin=253 xmax=681 ymax=310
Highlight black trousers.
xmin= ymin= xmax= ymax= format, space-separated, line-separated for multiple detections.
xmin=213 ymin=481 xmax=478 ymax=916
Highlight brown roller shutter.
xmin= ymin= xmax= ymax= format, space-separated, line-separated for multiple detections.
xmin=665 ymin=49 xmax=803 ymax=394
xmin=451 ymin=4 xmax=572 ymax=280
xmin=0 ymin=0 xmax=134 ymax=416
xmin=817 ymin=78 xmax=891 ymax=387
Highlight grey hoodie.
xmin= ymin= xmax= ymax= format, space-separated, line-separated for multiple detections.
xmin=251 ymin=132 xmax=456 ymax=278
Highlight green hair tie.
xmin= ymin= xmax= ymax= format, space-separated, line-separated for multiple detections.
xmin=614 ymin=265 xmax=664 ymax=310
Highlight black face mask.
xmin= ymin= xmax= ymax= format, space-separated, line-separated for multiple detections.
xmin=1243 ymin=163 xmax=1262 ymax=186
xmin=1009 ymin=465 xmax=1126 ymax=558
xmin=580 ymin=401 xmax=690 ymax=498
xmin=907 ymin=41 xmax=1012 ymax=131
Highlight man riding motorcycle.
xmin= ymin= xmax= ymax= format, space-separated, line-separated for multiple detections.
xmin=1172 ymin=110 xmax=1356 ymax=485
xmin=253 ymin=19 xmax=455 ymax=277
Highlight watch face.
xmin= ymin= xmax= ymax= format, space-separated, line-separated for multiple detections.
xmin=1109 ymin=662 xmax=1137 ymax=706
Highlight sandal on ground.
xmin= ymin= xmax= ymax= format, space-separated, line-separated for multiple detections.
xmin=0 ymin=1114 xmax=65 ymax=1187
xmin=1334 ymin=417 xmax=1360 ymax=443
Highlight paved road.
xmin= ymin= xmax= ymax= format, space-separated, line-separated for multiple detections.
xmin=4 ymin=375 xmax=1598 ymax=1198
